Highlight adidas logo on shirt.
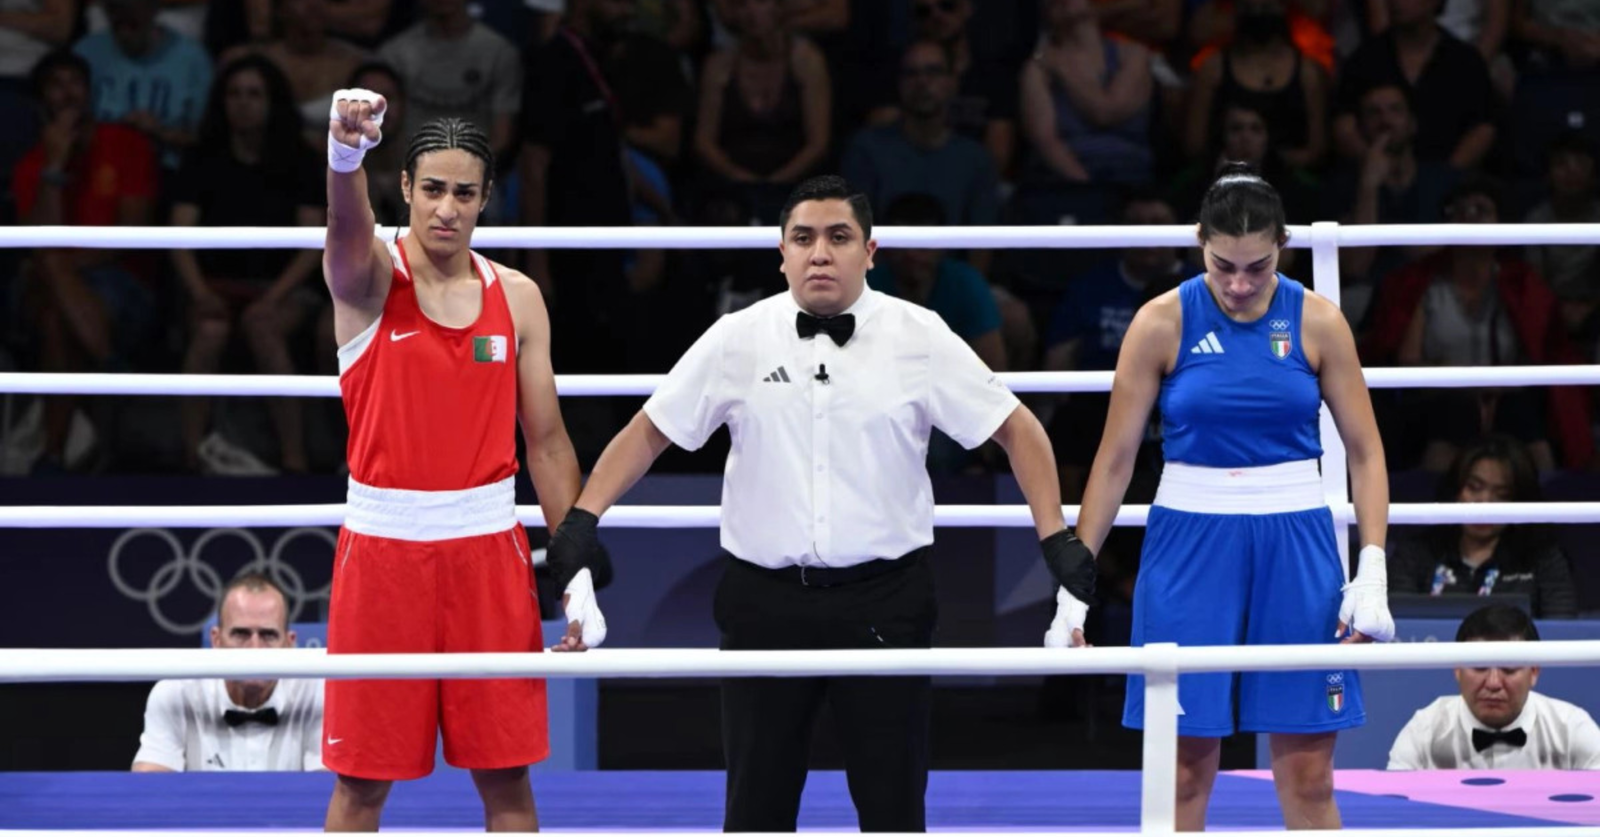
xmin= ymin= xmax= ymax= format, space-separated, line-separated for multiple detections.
xmin=1190 ymin=332 xmax=1225 ymax=355
xmin=763 ymin=366 xmax=792 ymax=383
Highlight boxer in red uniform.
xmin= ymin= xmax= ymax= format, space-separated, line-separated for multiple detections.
xmin=319 ymin=90 xmax=608 ymax=831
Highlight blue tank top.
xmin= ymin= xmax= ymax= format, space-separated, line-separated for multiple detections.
xmin=1159 ymin=274 xmax=1323 ymax=467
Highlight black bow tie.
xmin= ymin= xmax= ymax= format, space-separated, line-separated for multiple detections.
xmin=796 ymin=311 xmax=855 ymax=347
xmin=224 ymin=707 xmax=279 ymax=727
xmin=1472 ymin=727 xmax=1526 ymax=752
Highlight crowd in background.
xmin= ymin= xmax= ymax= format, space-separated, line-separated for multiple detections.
xmin=2 ymin=0 xmax=1598 ymax=614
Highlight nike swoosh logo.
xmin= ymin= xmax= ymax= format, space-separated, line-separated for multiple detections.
xmin=390 ymin=330 xmax=420 ymax=342
xmin=327 ymin=737 xmax=342 ymax=746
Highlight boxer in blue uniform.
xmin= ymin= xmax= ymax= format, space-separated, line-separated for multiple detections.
xmin=1040 ymin=163 xmax=1395 ymax=831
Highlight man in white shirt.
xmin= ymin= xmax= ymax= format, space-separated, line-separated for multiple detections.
xmin=1388 ymin=604 xmax=1600 ymax=770
xmin=544 ymin=175 xmax=1078 ymax=832
xmin=132 ymin=572 xmax=324 ymax=772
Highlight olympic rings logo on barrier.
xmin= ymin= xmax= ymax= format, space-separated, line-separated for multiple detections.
xmin=107 ymin=527 xmax=336 ymax=635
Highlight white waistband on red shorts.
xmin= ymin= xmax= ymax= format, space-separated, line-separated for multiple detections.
xmin=344 ymin=476 xmax=516 ymax=541
xmin=1153 ymin=459 xmax=1325 ymax=515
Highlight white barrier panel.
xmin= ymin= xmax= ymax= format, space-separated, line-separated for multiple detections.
xmin=0 ymin=501 xmax=1594 ymax=529
xmin=4 ymin=641 xmax=1598 ymax=683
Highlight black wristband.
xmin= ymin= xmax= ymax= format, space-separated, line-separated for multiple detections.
xmin=1040 ymin=529 xmax=1096 ymax=606
xmin=547 ymin=508 xmax=600 ymax=592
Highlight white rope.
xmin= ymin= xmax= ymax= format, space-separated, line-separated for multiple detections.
xmin=0 ymin=501 xmax=1593 ymax=529
xmin=5 ymin=831 xmax=1596 ymax=837
xmin=5 ymin=641 xmax=1598 ymax=683
xmin=6 ymin=222 xmax=1600 ymax=249
xmin=2 ymin=365 xmax=1597 ymax=399
xmin=3 ymin=831 xmax=1596 ymax=837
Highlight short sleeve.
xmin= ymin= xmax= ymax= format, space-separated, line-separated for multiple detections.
xmin=927 ymin=318 xmax=1018 ymax=448
xmin=1568 ymin=707 xmax=1600 ymax=769
xmin=132 ymin=681 xmax=187 ymax=771
xmin=1386 ymin=709 xmax=1431 ymax=770
xmin=643 ymin=316 xmax=734 ymax=451
xmin=490 ymin=36 xmax=524 ymax=115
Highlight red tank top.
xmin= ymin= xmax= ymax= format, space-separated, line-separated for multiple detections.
xmin=339 ymin=239 xmax=519 ymax=491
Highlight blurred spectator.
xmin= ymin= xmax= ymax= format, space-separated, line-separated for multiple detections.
xmin=519 ymin=0 xmax=634 ymax=375
xmin=1169 ymin=102 xmax=1318 ymax=225
xmin=1326 ymin=83 xmax=1456 ymax=326
xmin=1019 ymin=0 xmax=1154 ymax=186
xmin=1388 ymin=604 xmax=1600 ymax=769
xmin=609 ymin=29 xmax=692 ymax=169
xmin=220 ymin=0 xmax=368 ymax=149
xmin=346 ymin=61 xmax=407 ymax=227
xmin=1523 ymin=131 xmax=1600 ymax=336
xmin=629 ymin=0 xmax=702 ymax=53
xmin=692 ymin=0 xmax=830 ymax=223
xmin=74 ymin=0 xmax=213 ymax=170
xmin=1043 ymin=191 xmax=1190 ymax=500
xmin=867 ymin=0 xmax=1018 ymax=177
xmin=843 ymin=40 xmax=999 ymax=229
xmin=1388 ymin=435 xmax=1579 ymax=618
xmin=867 ymin=192 xmax=1007 ymax=370
xmin=1362 ymin=176 xmax=1593 ymax=471
xmin=86 ymin=0 xmax=207 ymax=42
xmin=1094 ymin=0 xmax=1184 ymax=45
xmin=169 ymin=56 xmax=324 ymax=475
xmin=1184 ymin=0 xmax=1327 ymax=170
xmin=1333 ymin=0 xmax=1495 ymax=169
xmin=0 ymin=0 xmax=74 ymax=199
xmin=13 ymin=49 xmax=158 ymax=473
xmin=324 ymin=0 xmax=412 ymax=51
xmin=132 ymin=573 xmax=325 ymax=772
xmin=379 ymin=0 xmax=522 ymax=168
xmin=1510 ymin=0 xmax=1600 ymax=72
xmin=1189 ymin=0 xmax=1336 ymax=73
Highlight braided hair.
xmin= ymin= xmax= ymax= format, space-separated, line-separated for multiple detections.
xmin=403 ymin=117 xmax=494 ymax=188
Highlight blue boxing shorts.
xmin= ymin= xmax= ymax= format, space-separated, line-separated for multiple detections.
xmin=1122 ymin=461 xmax=1365 ymax=737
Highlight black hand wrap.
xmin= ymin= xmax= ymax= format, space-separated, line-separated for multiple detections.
xmin=1041 ymin=529 xmax=1096 ymax=605
xmin=548 ymin=508 xmax=604 ymax=593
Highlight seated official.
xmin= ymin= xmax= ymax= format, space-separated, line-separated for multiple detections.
xmin=1388 ymin=605 xmax=1600 ymax=770
xmin=132 ymin=573 xmax=324 ymax=772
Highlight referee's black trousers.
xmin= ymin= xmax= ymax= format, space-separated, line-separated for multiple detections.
xmin=714 ymin=552 xmax=936 ymax=833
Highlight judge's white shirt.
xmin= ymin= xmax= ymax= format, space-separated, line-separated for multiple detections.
xmin=133 ymin=678 xmax=325 ymax=771
xmin=1388 ymin=692 xmax=1600 ymax=770
xmin=644 ymin=288 xmax=1019 ymax=568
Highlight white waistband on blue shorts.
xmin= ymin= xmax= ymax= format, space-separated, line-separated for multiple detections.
xmin=344 ymin=476 xmax=516 ymax=541
xmin=1153 ymin=460 xmax=1325 ymax=515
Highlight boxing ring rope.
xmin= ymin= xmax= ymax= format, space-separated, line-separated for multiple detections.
xmin=4 ymin=221 xmax=1600 ymax=836
xmin=1 ymin=501 xmax=1598 ymax=529
xmin=6 ymin=831 xmax=1599 ymax=837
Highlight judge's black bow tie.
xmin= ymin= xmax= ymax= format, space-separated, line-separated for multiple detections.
xmin=1472 ymin=727 xmax=1526 ymax=752
xmin=224 ymin=707 xmax=279 ymax=727
xmin=796 ymin=311 xmax=855 ymax=347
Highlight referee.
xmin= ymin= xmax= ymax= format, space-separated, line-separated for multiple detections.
xmin=547 ymin=175 xmax=1081 ymax=832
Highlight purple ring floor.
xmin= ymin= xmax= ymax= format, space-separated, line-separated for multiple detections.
xmin=0 ymin=770 xmax=1594 ymax=831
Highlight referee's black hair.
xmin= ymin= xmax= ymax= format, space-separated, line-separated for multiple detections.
xmin=404 ymin=117 xmax=494 ymax=189
xmin=1197 ymin=161 xmax=1287 ymax=245
xmin=1457 ymin=604 xmax=1541 ymax=643
xmin=779 ymin=175 xmax=873 ymax=238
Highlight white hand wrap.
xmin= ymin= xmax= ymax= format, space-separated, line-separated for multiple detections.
xmin=562 ymin=567 xmax=608 ymax=648
xmin=1338 ymin=545 xmax=1395 ymax=642
xmin=1043 ymin=587 xmax=1089 ymax=648
xmin=328 ymin=88 xmax=385 ymax=173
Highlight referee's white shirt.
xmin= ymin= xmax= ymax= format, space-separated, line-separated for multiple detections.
xmin=133 ymin=678 xmax=325 ymax=771
xmin=1387 ymin=692 xmax=1600 ymax=770
xmin=644 ymin=287 xmax=1019 ymax=569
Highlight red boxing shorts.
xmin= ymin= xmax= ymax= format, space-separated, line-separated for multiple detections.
xmin=323 ymin=477 xmax=548 ymax=780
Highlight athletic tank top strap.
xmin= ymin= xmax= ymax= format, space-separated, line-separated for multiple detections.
xmin=1162 ymin=274 xmax=1322 ymax=467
